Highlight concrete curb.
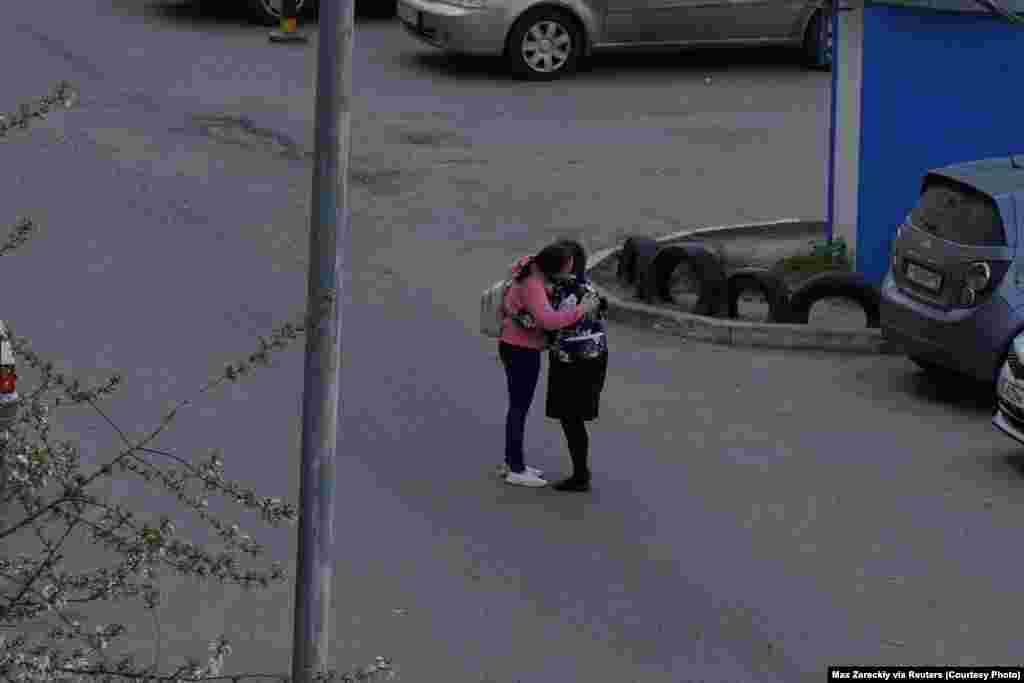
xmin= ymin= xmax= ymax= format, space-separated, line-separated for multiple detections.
xmin=586 ymin=219 xmax=903 ymax=354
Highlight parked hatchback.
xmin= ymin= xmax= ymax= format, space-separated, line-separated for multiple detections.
xmin=396 ymin=0 xmax=833 ymax=80
xmin=881 ymin=157 xmax=1024 ymax=389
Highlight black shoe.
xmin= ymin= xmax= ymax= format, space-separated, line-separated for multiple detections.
xmin=552 ymin=477 xmax=591 ymax=492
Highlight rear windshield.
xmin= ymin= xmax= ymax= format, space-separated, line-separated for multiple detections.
xmin=910 ymin=180 xmax=1005 ymax=246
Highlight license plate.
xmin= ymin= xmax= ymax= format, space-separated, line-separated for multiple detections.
xmin=397 ymin=2 xmax=419 ymax=26
xmin=905 ymin=261 xmax=942 ymax=292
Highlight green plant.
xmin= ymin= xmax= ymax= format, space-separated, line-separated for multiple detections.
xmin=0 ymin=84 xmax=394 ymax=683
xmin=808 ymin=237 xmax=849 ymax=264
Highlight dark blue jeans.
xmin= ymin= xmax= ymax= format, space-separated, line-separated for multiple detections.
xmin=499 ymin=341 xmax=542 ymax=474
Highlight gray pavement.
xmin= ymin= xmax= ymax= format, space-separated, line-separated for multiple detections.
xmin=3 ymin=3 xmax=1024 ymax=681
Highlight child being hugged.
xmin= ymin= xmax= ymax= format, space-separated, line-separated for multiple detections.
xmin=543 ymin=240 xmax=609 ymax=492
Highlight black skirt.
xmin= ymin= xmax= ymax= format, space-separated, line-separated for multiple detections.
xmin=545 ymin=353 xmax=608 ymax=422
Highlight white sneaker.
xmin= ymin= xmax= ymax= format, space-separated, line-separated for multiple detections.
xmin=504 ymin=471 xmax=548 ymax=487
xmin=496 ymin=464 xmax=543 ymax=478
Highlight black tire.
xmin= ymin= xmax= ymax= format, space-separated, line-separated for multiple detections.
xmin=803 ymin=9 xmax=834 ymax=71
xmin=788 ymin=271 xmax=881 ymax=327
xmin=247 ymin=0 xmax=310 ymax=26
xmin=648 ymin=243 xmax=727 ymax=316
xmin=617 ymin=236 xmax=658 ymax=287
xmin=505 ymin=8 xmax=583 ymax=81
xmin=726 ymin=267 xmax=793 ymax=323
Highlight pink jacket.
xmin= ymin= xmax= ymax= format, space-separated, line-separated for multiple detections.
xmin=499 ymin=257 xmax=584 ymax=350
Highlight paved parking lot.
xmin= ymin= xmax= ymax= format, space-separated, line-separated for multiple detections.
xmin=3 ymin=3 xmax=1024 ymax=680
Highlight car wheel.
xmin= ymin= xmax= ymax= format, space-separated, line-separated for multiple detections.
xmin=788 ymin=271 xmax=881 ymax=327
xmin=248 ymin=0 xmax=308 ymax=26
xmin=505 ymin=8 xmax=583 ymax=81
xmin=803 ymin=9 xmax=833 ymax=71
xmin=726 ymin=267 xmax=793 ymax=323
xmin=648 ymin=243 xmax=728 ymax=316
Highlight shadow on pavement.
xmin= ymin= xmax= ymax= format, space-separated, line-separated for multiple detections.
xmin=406 ymin=53 xmax=519 ymax=82
xmin=1003 ymin=453 xmax=1024 ymax=480
xmin=583 ymin=45 xmax=806 ymax=75
xmin=122 ymin=0 xmax=390 ymax=30
xmin=121 ymin=0 xmax=256 ymax=27
xmin=903 ymin=369 xmax=995 ymax=414
xmin=407 ymin=44 xmax=807 ymax=82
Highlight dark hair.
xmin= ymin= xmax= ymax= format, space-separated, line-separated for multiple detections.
xmin=557 ymin=239 xmax=587 ymax=280
xmin=515 ymin=243 xmax=573 ymax=282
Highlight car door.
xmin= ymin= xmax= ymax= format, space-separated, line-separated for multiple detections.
xmin=717 ymin=0 xmax=809 ymax=41
xmin=603 ymin=0 xmax=735 ymax=45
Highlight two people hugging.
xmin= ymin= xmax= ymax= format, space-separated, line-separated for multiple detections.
xmin=496 ymin=239 xmax=609 ymax=492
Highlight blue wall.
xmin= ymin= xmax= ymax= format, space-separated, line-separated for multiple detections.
xmin=857 ymin=5 xmax=1023 ymax=284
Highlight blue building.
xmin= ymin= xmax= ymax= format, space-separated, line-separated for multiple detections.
xmin=829 ymin=0 xmax=1024 ymax=285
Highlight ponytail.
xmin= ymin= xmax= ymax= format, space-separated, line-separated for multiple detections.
xmin=512 ymin=256 xmax=535 ymax=282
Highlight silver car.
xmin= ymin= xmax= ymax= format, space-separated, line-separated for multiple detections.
xmin=994 ymin=334 xmax=1024 ymax=445
xmin=396 ymin=0 xmax=833 ymax=79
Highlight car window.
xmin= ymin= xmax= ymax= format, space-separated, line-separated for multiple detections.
xmin=910 ymin=181 xmax=1006 ymax=247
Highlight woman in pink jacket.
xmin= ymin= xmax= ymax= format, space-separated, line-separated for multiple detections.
xmin=497 ymin=242 xmax=601 ymax=487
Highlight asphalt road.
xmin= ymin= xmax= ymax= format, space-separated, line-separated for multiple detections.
xmin=3 ymin=3 xmax=1024 ymax=681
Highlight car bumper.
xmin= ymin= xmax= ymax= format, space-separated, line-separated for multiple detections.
xmin=880 ymin=271 xmax=1017 ymax=384
xmin=994 ymin=362 xmax=1024 ymax=444
xmin=993 ymin=409 xmax=1024 ymax=445
xmin=396 ymin=0 xmax=509 ymax=54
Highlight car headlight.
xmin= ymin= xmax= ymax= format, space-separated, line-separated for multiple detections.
xmin=1013 ymin=335 xmax=1024 ymax=361
xmin=965 ymin=261 xmax=991 ymax=291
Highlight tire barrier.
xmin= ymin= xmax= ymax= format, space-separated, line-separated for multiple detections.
xmin=617 ymin=235 xmax=658 ymax=286
xmin=725 ymin=268 xmax=793 ymax=323
xmin=647 ymin=243 xmax=728 ymax=316
xmin=787 ymin=271 xmax=882 ymax=328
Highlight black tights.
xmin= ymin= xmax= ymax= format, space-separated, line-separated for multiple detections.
xmin=559 ymin=417 xmax=590 ymax=481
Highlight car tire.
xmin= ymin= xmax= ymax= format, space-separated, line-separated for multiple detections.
xmin=803 ymin=9 xmax=834 ymax=71
xmin=617 ymin=236 xmax=658 ymax=287
xmin=247 ymin=0 xmax=309 ymax=26
xmin=726 ymin=267 xmax=793 ymax=323
xmin=648 ymin=243 xmax=728 ymax=316
xmin=788 ymin=271 xmax=881 ymax=327
xmin=505 ymin=8 xmax=583 ymax=81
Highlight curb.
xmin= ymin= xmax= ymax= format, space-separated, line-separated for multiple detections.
xmin=586 ymin=219 xmax=902 ymax=354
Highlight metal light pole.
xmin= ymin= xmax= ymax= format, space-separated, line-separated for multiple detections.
xmin=270 ymin=0 xmax=309 ymax=43
xmin=825 ymin=0 xmax=840 ymax=244
xmin=290 ymin=0 xmax=354 ymax=680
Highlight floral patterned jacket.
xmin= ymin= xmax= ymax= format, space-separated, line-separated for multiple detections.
xmin=545 ymin=275 xmax=608 ymax=364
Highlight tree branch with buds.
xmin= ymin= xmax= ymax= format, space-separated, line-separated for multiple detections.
xmin=0 ymin=84 xmax=394 ymax=683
